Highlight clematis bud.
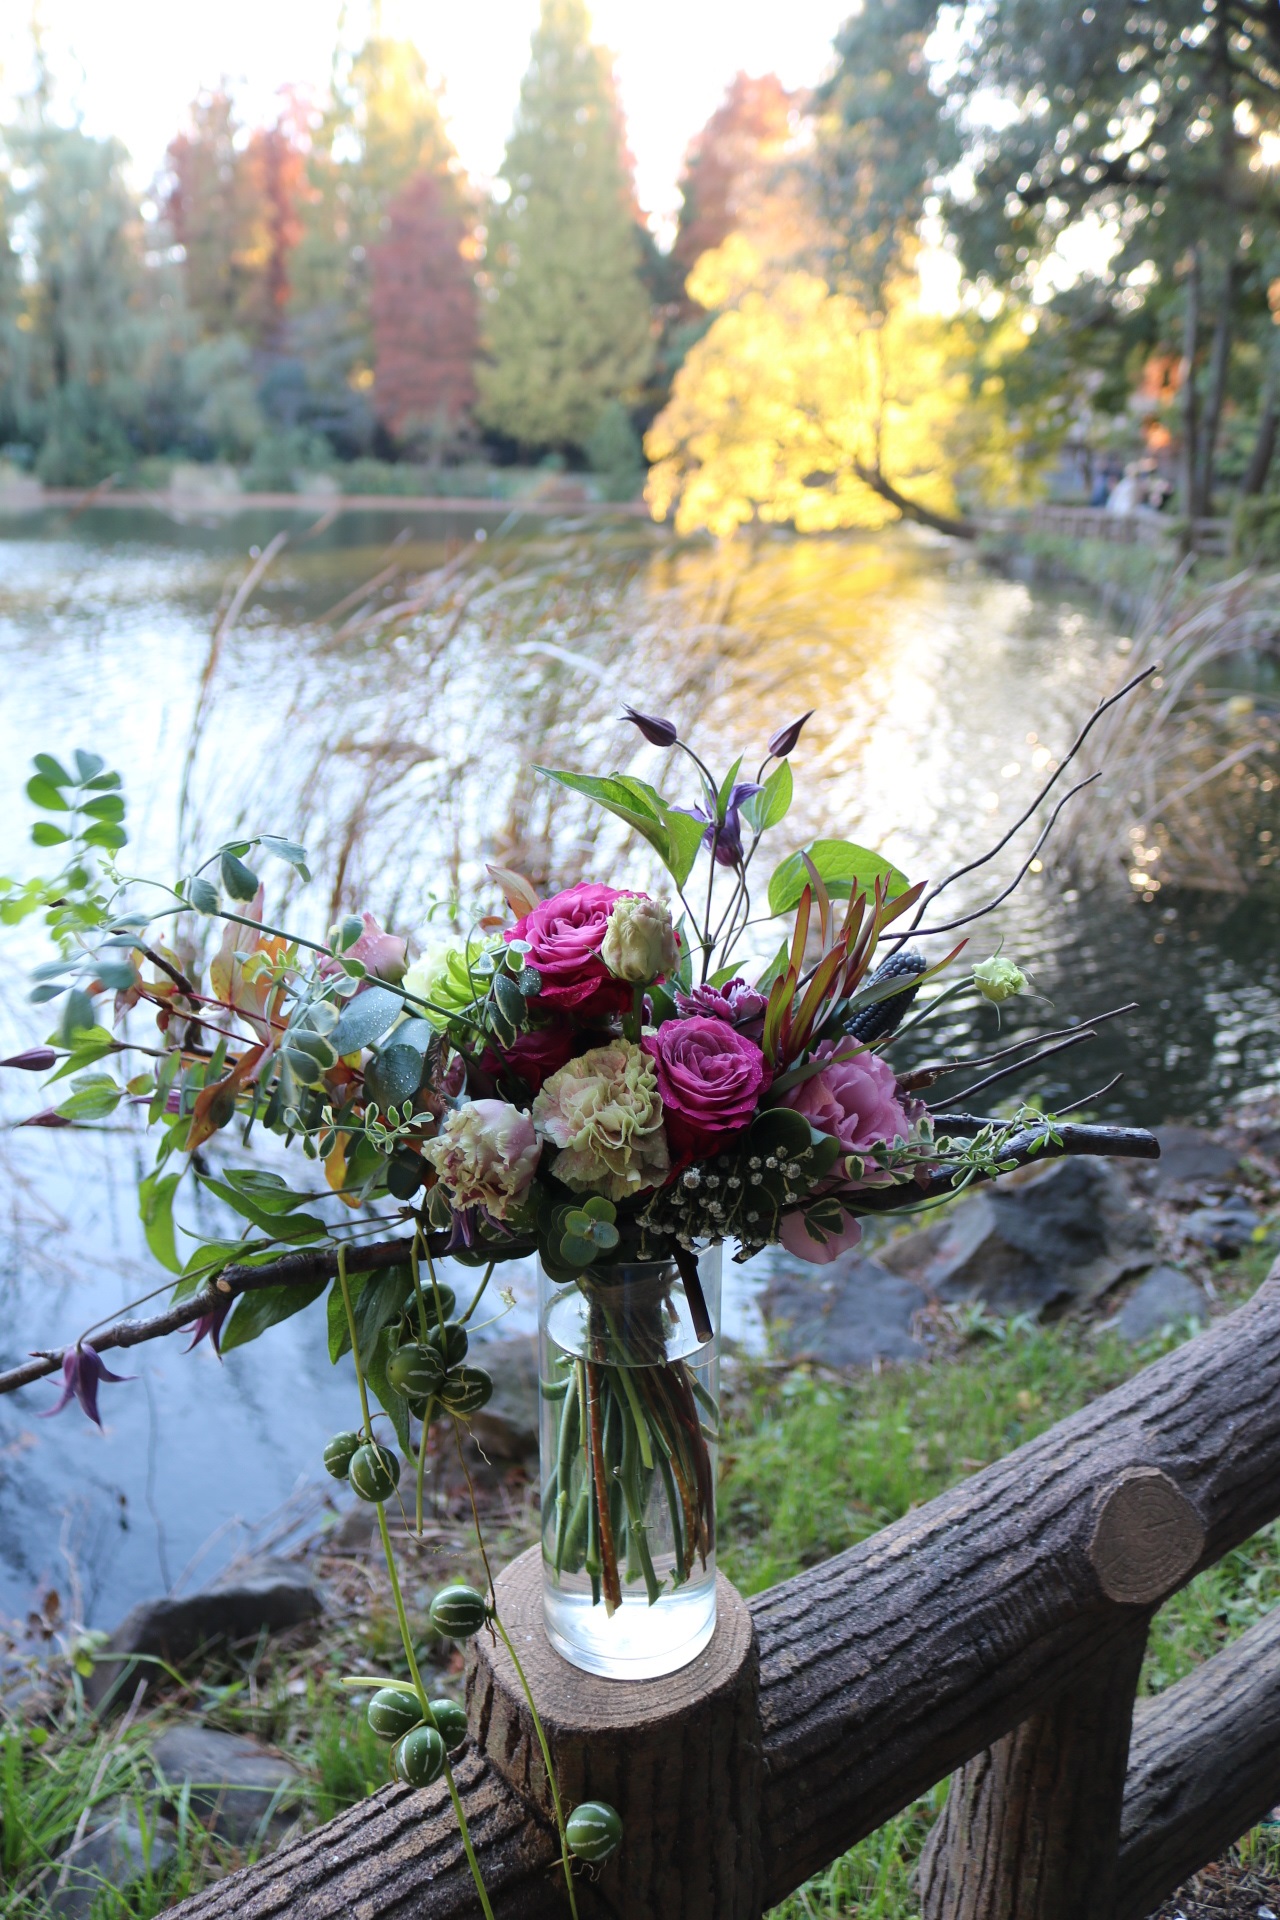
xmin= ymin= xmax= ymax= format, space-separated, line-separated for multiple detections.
xmin=1 ymin=1049 xmax=57 ymax=1072
xmin=767 ymin=711 xmax=814 ymax=758
xmin=973 ymin=957 xmax=1027 ymax=1004
xmin=38 ymin=1343 xmax=134 ymax=1428
xmin=621 ymin=705 xmax=679 ymax=748
xmin=601 ymin=894 xmax=678 ymax=984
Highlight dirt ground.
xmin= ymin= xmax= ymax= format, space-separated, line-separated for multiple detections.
xmin=1147 ymin=1850 xmax=1280 ymax=1918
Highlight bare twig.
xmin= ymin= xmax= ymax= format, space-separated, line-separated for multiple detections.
xmin=930 ymin=1029 xmax=1099 ymax=1110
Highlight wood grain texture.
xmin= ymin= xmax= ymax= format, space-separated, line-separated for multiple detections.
xmin=917 ymin=1615 xmax=1149 ymax=1920
xmin=469 ymin=1548 xmax=762 ymax=1920
xmin=1089 ymin=1468 xmax=1206 ymax=1605
xmin=750 ymin=1266 xmax=1280 ymax=1904
xmin=1117 ymin=1599 xmax=1280 ymax=1920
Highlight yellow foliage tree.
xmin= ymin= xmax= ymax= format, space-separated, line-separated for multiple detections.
xmin=646 ymin=233 xmax=1023 ymax=539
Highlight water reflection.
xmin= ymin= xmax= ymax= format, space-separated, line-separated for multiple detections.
xmin=1 ymin=507 xmax=1278 ymax=1628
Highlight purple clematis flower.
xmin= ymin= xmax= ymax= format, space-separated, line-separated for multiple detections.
xmin=768 ymin=711 xmax=815 ymax=759
xmin=1 ymin=1048 xmax=58 ymax=1072
xmin=39 ymin=1344 xmax=134 ymax=1428
xmin=682 ymin=782 xmax=763 ymax=867
xmin=621 ymin=705 xmax=679 ymax=747
xmin=185 ymin=1302 xmax=232 ymax=1358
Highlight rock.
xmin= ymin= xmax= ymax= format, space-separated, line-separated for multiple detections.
xmin=1183 ymin=1200 xmax=1260 ymax=1255
xmin=47 ymin=1798 xmax=176 ymax=1918
xmin=469 ymin=1333 xmax=539 ymax=1461
xmin=151 ymin=1724 xmax=301 ymax=1846
xmin=87 ymin=1557 xmax=323 ymax=1709
xmin=760 ymin=1251 xmax=927 ymax=1367
xmin=1148 ymin=1126 xmax=1240 ymax=1198
xmin=886 ymin=1157 xmax=1154 ymax=1318
xmin=1108 ymin=1266 xmax=1209 ymax=1343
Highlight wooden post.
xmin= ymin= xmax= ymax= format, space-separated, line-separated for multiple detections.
xmin=917 ymin=1469 xmax=1204 ymax=1920
xmin=468 ymin=1546 xmax=763 ymax=1920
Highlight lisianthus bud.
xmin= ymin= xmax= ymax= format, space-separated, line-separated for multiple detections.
xmin=422 ymin=1099 xmax=540 ymax=1220
xmin=973 ymin=957 xmax=1027 ymax=1003
xmin=600 ymin=894 xmax=678 ymax=985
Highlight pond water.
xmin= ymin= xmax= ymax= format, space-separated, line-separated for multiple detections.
xmin=2 ymin=504 xmax=1279 ymax=1633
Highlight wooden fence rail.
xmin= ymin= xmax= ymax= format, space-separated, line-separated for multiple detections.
xmin=1024 ymin=502 xmax=1230 ymax=557
xmin=164 ymin=1261 xmax=1280 ymax=1920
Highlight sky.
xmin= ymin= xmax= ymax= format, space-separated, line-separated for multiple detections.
xmin=2 ymin=0 xmax=855 ymax=241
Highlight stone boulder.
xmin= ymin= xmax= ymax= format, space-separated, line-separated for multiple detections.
xmin=1182 ymin=1199 xmax=1260 ymax=1256
xmin=1107 ymin=1266 xmax=1209 ymax=1343
xmin=151 ymin=1723 xmax=301 ymax=1846
xmin=879 ymin=1157 xmax=1154 ymax=1318
xmin=469 ymin=1334 xmax=539 ymax=1461
xmin=760 ymin=1251 xmax=927 ymax=1368
xmin=1146 ymin=1126 xmax=1240 ymax=1200
xmin=87 ymin=1557 xmax=323 ymax=1709
xmin=47 ymin=1799 xmax=176 ymax=1918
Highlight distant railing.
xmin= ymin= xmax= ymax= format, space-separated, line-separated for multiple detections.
xmin=1026 ymin=501 xmax=1230 ymax=557
xmin=161 ymin=1263 xmax=1280 ymax=1920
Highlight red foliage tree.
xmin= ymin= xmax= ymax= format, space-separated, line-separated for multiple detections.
xmin=369 ymin=171 xmax=477 ymax=445
xmin=672 ymin=73 xmax=795 ymax=304
xmin=241 ymin=101 xmax=307 ymax=349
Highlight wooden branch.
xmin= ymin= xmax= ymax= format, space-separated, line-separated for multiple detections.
xmin=750 ymin=1263 xmax=1280 ymax=1904
xmin=1117 ymin=1600 xmax=1280 ymax=1920
xmin=0 ymin=1237 xmax=417 ymax=1397
xmin=850 ymin=1120 xmax=1158 ymax=1215
xmin=851 ymin=461 xmax=979 ymax=539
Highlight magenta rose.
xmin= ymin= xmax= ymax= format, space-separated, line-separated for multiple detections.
xmin=507 ymin=884 xmax=633 ymax=1018
xmin=480 ymin=1023 xmax=578 ymax=1095
xmin=642 ymin=1016 xmax=771 ymax=1163
xmin=779 ymin=1041 xmax=910 ymax=1156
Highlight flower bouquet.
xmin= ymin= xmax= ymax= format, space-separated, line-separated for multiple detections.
xmin=2 ymin=688 xmax=1154 ymax=1705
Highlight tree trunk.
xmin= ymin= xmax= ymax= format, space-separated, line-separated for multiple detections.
xmin=917 ymin=1617 xmax=1148 ymax=1920
xmin=1240 ymin=347 xmax=1279 ymax=498
xmin=1194 ymin=253 xmax=1236 ymax=517
xmin=1180 ymin=248 xmax=1201 ymax=521
xmin=851 ymin=460 xmax=978 ymax=538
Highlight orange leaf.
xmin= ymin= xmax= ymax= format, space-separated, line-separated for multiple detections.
xmin=186 ymin=1044 xmax=266 ymax=1152
xmin=486 ymin=864 xmax=542 ymax=919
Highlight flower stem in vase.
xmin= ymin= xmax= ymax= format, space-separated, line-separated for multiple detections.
xmin=585 ymin=1360 xmax=623 ymax=1613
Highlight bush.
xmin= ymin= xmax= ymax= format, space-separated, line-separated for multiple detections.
xmin=585 ymin=402 xmax=645 ymax=502
xmin=35 ymin=384 xmax=133 ymax=488
xmin=242 ymin=427 xmax=334 ymax=494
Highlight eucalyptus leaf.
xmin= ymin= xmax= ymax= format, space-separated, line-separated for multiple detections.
xmin=187 ymin=876 xmax=220 ymax=915
xmin=364 ymin=1044 xmax=423 ymax=1109
xmin=329 ymin=984 xmax=405 ymax=1055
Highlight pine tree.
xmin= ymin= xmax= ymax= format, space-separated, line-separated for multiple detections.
xmin=477 ymin=0 xmax=653 ymax=454
xmin=370 ymin=171 xmax=477 ymax=448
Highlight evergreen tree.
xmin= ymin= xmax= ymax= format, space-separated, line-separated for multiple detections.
xmin=477 ymin=0 xmax=653 ymax=454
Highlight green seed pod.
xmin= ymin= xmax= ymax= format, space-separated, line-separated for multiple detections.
xmin=427 ymin=1698 xmax=468 ymax=1751
xmin=323 ymin=1431 xmax=362 ymax=1481
xmin=348 ymin=1441 xmax=401 ymax=1503
xmin=387 ymin=1342 xmax=445 ymax=1400
xmin=428 ymin=1583 xmax=489 ymax=1640
xmin=367 ymin=1686 xmax=423 ymax=1741
xmin=427 ymin=1319 xmax=468 ymax=1368
xmin=419 ymin=1283 xmax=457 ymax=1326
xmin=394 ymin=1723 xmax=446 ymax=1788
xmin=565 ymin=1800 xmax=623 ymax=1863
xmin=439 ymin=1366 xmax=493 ymax=1416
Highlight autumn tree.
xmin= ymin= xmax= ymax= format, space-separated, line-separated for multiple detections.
xmin=477 ymin=0 xmax=653 ymax=454
xmin=370 ymin=170 xmax=478 ymax=448
xmin=672 ymin=73 xmax=794 ymax=315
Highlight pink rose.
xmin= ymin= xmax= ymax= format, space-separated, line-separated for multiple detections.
xmin=319 ymin=913 xmax=407 ymax=983
xmin=479 ymin=1023 xmax=578 ymax=1095
xmin=779 ymin=1041 xmax=910 ymax=1156
xmin=507 ymin=884 xmax=633 ymax=1018
xmin=642 ymin=1016 xmax=770 ymax=1163
xmin=779 ymin=1208 xmax=864 ymax=1266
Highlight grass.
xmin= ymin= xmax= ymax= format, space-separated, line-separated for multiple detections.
xmin=5 ymin=1246 xmax=1277 ymax=1918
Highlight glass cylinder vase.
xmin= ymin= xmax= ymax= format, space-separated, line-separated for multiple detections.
xmin=538 ymin=1245 xmax=721 ymax=1680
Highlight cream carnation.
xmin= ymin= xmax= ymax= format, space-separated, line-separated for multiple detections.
xmin=423 ymin=1099 xmax=540 ymax=1220
xmin=532 ymin=1040 xmax=670 ymax=1201
xmin=601 ymin=894 xmax=678 ymax=986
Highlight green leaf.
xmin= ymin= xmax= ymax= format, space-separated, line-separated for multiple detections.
xmin=48 ymin=1027 xmax=117 ymax=1081
xmin=58 ymin=988 xmax=97 ymax=1042
xmin=82 ymin=823 xmax=127 ymax=852
xmin=220 ymin=1276 xmax=328 ymax=1354
xmin=662 ymin=808 xmax=707 ymax=888
xmin=355 ymin=1265 xmax=414 ymax=1359
xmin=26 ymin=776 xmax=69 ymax=811
xmin=73 ymin=749 xmax=106 ymax=785
xmin=329 ymin=984 xmax=404 ymax=1055
xmin=742 ymin=761 xmax=792 ymax=836
xmin=365 ymin=1324 xmax=412 ymax=1454
xmin=139 ymin=1170 xmax=182 ymax=1274
xmin=260 ymin=835 xmax=312 ymax=882
xmin=767 ymin=840 xmax=910 ymax=917
xmin=82 ymin=794 xmax=125 ymax=823
xmin=84 ymin=770 xmax=122 ymax=792
xmin=187 ymin=876 xmax=220 ymax=915
xmin=536 ymin=768 xmax=671 ymax=860
xmin=218 ymin=1169 xmax=318 ymax=1214
xmin=220 ymin=851 xmax=259 ymax=902
xmin=31 ymin=822 xmax=70 ymax=848
xmin=715 ymin=755 xmax=744 ymax=822
xmin=200 ymin=1176 xmax=326 ymax=1242
xmin=94 ymin=959 xmax=137 ymax=991
xmin=364 ymin=1044 xmax=422 ymax=1109
xmin=32 ymin=754 xmax=72 ymax=787
xmin=55 ymin=1074 xmax=123 ymax=1121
